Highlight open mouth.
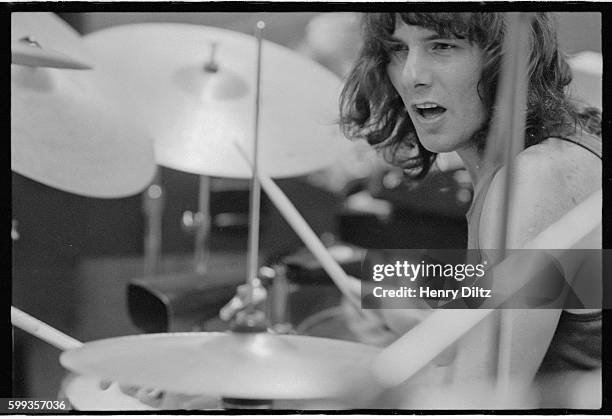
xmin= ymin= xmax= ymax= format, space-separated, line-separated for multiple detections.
xmin=414 ymin=104 xmax=447 ymax=120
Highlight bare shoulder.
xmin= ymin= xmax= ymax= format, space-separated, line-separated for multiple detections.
xmin=479 ymin=138 xmax=601 ymax=248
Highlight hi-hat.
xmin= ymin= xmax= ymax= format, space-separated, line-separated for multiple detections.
xmin=11 ymin=13 xmax=156 ymax=198
xmin=60 ymin=332 xmax=381 ymax=399
xmin=83 ymin=23 xmax=352 ymax=179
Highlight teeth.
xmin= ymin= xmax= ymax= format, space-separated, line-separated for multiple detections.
xmin=415 ymin=103 xmax=439 ymax=109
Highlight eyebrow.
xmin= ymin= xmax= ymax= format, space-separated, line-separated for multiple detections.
xmin=389 ymin=33 xmax=453 ymax=43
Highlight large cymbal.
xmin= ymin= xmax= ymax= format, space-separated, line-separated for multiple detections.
xmin=60 ymin=332 xmax=381 ymax=400
xmin=11 ymin=13 xmax=156 ymax=198
xmin=83 ymin=23 xmax=352 ymax=179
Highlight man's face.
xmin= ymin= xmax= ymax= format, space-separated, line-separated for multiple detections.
xmin=386 ymin=21 xmax=488 ymax=154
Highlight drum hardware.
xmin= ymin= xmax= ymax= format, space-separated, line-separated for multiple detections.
xmin=127 ymin=270 xmax=248 ymax=333
xmin=278 ymin=242 xmax=365 ymax=328
xmin=237 ymin=21 xmax=266 ymax=332
xmin=78 ymin=19 xmax=351 ymax=327
xmin=193 ymin=176 xmax=212 ymax=274
xmin=249 ymin=241 xmax=365 ymax=335
xmin=142 ymin=170 xmax=164 ymax=277
xmin=213 ymin=21 xmax=270 ymax=336
xmin=59 ymin=21 xmax=382 ymax=406
xmin=79 ymin=19 xmax=347 ymax=276
xmin=218 ymin=277 xmax=268 ymax=329
xmin=184 ymin=43 xmax=227 ymax=276
xmin=234 ymin=150 xmax=363 ymax=311
xmin=180 ymin=176 xmax=213 ymax=274
xmin=258 ymin=265 xmax=294 ymax=334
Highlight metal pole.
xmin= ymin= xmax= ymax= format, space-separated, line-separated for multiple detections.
xmin=245 ymin=21 xmax=266 ymax=304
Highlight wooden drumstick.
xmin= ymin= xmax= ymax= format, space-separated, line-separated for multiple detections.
xmin=11 ymin=306 xmax=82 ymax=350
xmin=235 ymin=142 xmax=362 ymax=310
xmin=371 ymin=189 xmax=601 ymax=388
xmin=482 ymin=12 xmax=534 ymax=395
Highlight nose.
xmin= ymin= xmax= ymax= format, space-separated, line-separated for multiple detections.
xmin=401 ymin=49 xmax=432 ymax=90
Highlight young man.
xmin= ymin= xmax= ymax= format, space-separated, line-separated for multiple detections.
xmin=340 ymin=12 xmax=601 ymax=401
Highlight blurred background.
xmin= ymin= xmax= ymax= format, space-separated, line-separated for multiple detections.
xmin=11 ymin=11 xmax=601 ymax=401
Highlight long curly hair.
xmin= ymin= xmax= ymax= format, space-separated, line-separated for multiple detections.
xmin=340 ymin=13 xmax=601 ymax=178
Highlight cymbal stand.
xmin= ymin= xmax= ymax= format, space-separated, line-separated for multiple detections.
xmin=193 ymin=175 xmax=211 ymax=274
xmin=142 ymin=169 xmax=164 ymax=276
xmin=188 ymin=43 xmax=221 ymax=275
xmin=220 ymin=21 xmax=269 ymax=332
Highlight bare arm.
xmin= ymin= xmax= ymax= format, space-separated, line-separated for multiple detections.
xmin=453 ymin=139 xmax=602 ymax=384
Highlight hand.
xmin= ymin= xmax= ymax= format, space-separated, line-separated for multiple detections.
xmin=98 ymin=380 xmax=221 ymax=410
xmin=99 ymin=380 xmax=164 ymax=408
xmin=343 ymin=275 xmax=457 ymax=366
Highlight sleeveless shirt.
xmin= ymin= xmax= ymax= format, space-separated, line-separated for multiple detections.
xmin=465 ymin=130 xmax=602 ymax=374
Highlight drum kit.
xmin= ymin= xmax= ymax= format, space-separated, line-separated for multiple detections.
xmin=10 ymin=12 xmax=604 ymax=411
xmin=10 ymin=12 xmax=381 ymax=410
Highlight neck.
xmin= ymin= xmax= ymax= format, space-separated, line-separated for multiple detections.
xmin=456 ymin=145 xmax=486 ymax=187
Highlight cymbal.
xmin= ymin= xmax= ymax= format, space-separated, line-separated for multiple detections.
xmin=83 ymin=23 xmax=352 ymax=179
xmin=12 ymin=38 xmax=93 ymax=70
xmin=11 ymin=12 xmax=94 ymax=69
xmin=568 ymin=51 xmax=602 ymax=110
xmin=60 ymin=332 xmax=382 ymax=399
xmin=11 ymin=13 xmax=157 ymax=198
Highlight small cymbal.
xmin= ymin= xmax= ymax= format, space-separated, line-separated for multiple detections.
xmin=83 ymin=23 xmax=352 ymax=179
xmin=11 ymin=12 xmax=94 ymax=67
xmin=11 ymin=13 xmax=156 ymax=198
xmin=60 ymin=332 xmax=381 ymax=399
xmin=568 ymin=51 xmax=602 ymax=110
xmin=12 ymin=38 xmax=93 ymax=70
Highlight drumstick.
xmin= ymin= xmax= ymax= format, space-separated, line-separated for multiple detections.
xmin=492 ymin=12 xmax=533 ymax=395
xmin=234 ymin=142 xmax=362 ymax=310
xmin=371 ymin=189 xmax=601 ymax=388
xmin=11 ymin=306 xmax=82 ymax=350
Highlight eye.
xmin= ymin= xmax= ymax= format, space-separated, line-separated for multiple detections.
xmin=385 ymin=41 xmax=409 ymax=58
xmin=390 ymin=42 xmax=409 ymax=52
xmin=432 ymin=42 xmax=456 ymax=51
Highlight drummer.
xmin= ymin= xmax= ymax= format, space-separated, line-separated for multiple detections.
xmin=339 ymin=13 xmax=601 ymax=386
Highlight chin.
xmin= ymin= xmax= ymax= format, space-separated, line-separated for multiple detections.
xmin=419 ymin=136 xmax=458 ymax=154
